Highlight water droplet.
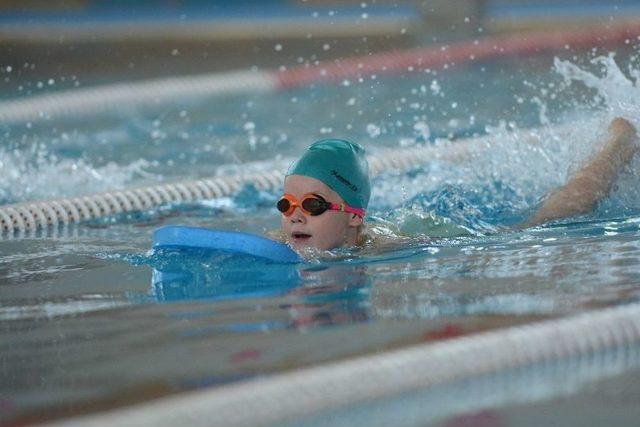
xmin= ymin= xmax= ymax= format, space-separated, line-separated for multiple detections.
xmin=430 ymin=79 xmax=441 ymax=95
xmin=366 ymin=123 xmax=381 ymax=138
xmin=413 ymin=121 xmax=430 ymax=141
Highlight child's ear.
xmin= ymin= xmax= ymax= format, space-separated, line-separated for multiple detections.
xmin=348 ymin=214 xmax=363 ymax=227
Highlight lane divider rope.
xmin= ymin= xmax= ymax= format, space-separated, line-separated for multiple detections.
xmin=1 ymin=22 xmax=639 ymax=124
xmin=0 ymin=139 xmax=493 ymax=235
xmin=275 ymin=22 xmax=640 ymax=89
xmin=42 ymin=302 xmax=640 ymax=427
xmin=0 ymin=70 xmax=276 ymax=123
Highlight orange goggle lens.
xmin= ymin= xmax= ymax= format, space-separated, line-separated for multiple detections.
xmin=277 ymin=194 xmax=330 ymax=216
xmin=276 ymin=193 xmax=365 ymax=218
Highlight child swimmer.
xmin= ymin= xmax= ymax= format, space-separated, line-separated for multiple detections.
xmin=275 ymin=117 xmax=638 ymax=252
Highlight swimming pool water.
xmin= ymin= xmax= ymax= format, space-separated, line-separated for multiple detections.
xmin=2 ymin=46 xmax=640 ymax=425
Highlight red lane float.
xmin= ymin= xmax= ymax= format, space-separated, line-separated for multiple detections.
xmin=0 ymin=22 xmax=638 ymax=125
xmin=276 ymin=22 xmax=640 ymax=89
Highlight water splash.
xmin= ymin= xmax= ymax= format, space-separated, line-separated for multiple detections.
xmin=0 ymin=146 xmax=156 ymax=204
xmin=552 ymin=53 xmax=640 ymax=212
xmin=2 ymin=50 xmax=640 ymax=235
xmin=554 ymin=53 xmax=640 ymax=123
xmin=369 ymin=53 xmax=640 ymax=235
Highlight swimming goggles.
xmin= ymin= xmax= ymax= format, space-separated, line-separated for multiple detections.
xmin=277 ymin=193 xmax=365 ymax=218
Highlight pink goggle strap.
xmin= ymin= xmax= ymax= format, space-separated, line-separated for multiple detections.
xmin=328 ymin=203 xmax=365 ymax=218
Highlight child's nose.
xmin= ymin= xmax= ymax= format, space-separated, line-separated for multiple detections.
xmin=290 ymin=208 xmax=306 ymax=223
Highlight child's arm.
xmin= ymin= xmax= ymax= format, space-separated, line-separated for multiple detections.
xmin=522 ymin=117 xmax=638 ymax=228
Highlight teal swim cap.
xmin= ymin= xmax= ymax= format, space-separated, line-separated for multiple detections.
xmin=286 ymin=139 xmax=370 ymax=209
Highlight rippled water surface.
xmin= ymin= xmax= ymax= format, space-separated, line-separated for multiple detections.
xmin=2 ymin=47 xmax=640 ymax=425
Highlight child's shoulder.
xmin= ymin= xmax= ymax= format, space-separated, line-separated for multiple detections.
xmin=358 ymin=223 xmax=415 ymax=250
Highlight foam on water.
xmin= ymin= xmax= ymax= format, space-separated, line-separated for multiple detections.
xmin=0 ymin=145 xmax=157 ymax=204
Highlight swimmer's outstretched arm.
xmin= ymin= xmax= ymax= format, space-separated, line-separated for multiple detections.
xmin=522 ymin=117 xmax=638 ymax=228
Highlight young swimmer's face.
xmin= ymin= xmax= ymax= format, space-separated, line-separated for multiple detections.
xmin=281 ymin=175 xmax=363 ymax=251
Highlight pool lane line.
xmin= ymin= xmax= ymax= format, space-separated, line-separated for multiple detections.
xmin=0 ymin=134 xmax=495 ymax=235
xmin=1 ymin=21 xmax=639 ymax=124
xmin=39 ymin=302 xmax=640 ymax=427
xmin=0 ymin=69 xmax=276 ymax=124
xmin=0 ymin=117 xmax=597 ymax=236
xmin=274 ymin=20 xmax=640 ymax=89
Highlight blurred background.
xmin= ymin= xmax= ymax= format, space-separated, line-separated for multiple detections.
xmin=3 ymin=2 xmax=640 ymax=426
xmin=3 ymin=0 xmax=640 ymax=91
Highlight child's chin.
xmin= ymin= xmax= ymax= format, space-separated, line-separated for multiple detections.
xmin=291 ymin=241 xmax=327 ymax=259
xmin=292 ymin=237 xmax=314 ymax=248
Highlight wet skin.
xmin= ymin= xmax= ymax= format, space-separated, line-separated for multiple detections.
xmin=281 ymin=175 xmax=363 ymax=251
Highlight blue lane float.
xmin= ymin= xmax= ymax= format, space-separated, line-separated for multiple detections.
xmin=150 ymin=226 xmax=302 ymax=302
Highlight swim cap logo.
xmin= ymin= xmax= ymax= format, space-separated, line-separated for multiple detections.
xmin=331 ymin=170 xmax=358 ymax=192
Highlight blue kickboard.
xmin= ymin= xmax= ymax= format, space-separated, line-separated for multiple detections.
xmin=153 ymin=225 xmax=302 ymax=264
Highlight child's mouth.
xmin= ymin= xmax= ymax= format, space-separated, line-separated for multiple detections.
xmin=291 ymin=232 xmax=312 ymax=243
